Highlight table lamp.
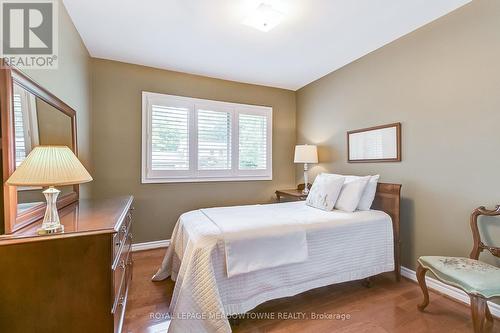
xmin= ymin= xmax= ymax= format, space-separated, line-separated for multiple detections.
xmin=294 ymin=144 xmax=318 ymax=195
xmin=6 ymin=146 xmax=93 ymax=235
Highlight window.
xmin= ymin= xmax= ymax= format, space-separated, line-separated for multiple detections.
xmin=142 ymin=92 xmax=272 ymax=183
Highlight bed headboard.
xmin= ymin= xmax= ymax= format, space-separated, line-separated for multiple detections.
xmin=372 ymin=183 xmax=402 ymax=281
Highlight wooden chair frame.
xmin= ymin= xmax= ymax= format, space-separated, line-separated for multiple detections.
xmin=416 ymin=205 xmax=500 ymax=333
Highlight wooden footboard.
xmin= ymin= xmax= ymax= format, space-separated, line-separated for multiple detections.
xmin=372 ymin=183 xmax=402 ymax=281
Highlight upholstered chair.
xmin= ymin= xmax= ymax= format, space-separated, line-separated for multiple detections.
xmin=416 ymin=205 xmax=500 ymax=333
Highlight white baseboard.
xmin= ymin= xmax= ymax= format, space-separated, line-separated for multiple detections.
xmin=401 ymin=266 xmax=500 ymax=318
xmin=132 ymin=239 xmax=170 ymax=252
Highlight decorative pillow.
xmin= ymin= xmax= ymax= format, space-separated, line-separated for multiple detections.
xmin=335 ymin=176 xmax=370 ymax=212
xmin=357 ymin=175 xmax=380 ymax=210
xmin=306 ymin=173 xmax=345 ymax=211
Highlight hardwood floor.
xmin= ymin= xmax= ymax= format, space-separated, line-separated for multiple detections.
xmin=123 ymin=249 xmax=498 ymax=333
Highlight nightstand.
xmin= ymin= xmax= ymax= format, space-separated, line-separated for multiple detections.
xmin=275 ymin=183 xmax=310 ymax=202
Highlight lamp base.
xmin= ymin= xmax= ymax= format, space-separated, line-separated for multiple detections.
xmin=37 ymin=224 xmax=64 ymax=235
xmin=38 ymin=186 xmax=64 ymax=235
xmin=302 ymin=163 xmax=310 ymax=195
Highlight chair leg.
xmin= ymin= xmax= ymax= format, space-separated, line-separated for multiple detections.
xmin=485 ymin=303 xmax=493 ymax=322
xmin=470 ymin=295 xmax=487 ymax=333
xmin=416 ymin=264 xmax=429 ymax=311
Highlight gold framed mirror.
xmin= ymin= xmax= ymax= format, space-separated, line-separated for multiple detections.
xmin=0 ymin=61 xmax=79 ymax=233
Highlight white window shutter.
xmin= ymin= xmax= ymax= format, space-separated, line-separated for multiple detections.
xmin=197 ymin=109 xmax=231 ymax=170
xmin=150 ymin=105 xmax=190 ymax=171
xmin=13 ymin=93 xmax=27 ymax=167
xmin=142 ymin=92 xmax=272 ymax=183
xmin=238 ymin=113 xmax=268 ymax=170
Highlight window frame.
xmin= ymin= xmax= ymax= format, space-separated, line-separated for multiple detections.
xmin=141 ymin=91 xmax=272 ymax=183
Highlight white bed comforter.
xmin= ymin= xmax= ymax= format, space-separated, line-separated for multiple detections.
xmin=153 ymin=201 xmax=394 ymax=333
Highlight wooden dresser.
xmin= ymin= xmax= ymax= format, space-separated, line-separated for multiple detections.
xmin=0 ymin=196 xmax=134 ymax=333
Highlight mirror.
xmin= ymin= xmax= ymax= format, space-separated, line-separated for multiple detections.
xmin=1 ymin=61 xmax=79 ymax=234
xmin=13 ymin=83 xmax=75 ymax=215
xmin=347 ymin=123 xmax=402 ymax=163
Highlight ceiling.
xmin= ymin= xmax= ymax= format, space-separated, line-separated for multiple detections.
xmin=63 ymin=0 xmax=471 ymax=90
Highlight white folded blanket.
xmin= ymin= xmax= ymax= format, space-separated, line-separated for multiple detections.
xmin=200 ymin=203 xmax=308 ymax=277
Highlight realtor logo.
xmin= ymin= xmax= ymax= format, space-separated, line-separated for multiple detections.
xmin=1 ymin=0 xmax=58 ymax=69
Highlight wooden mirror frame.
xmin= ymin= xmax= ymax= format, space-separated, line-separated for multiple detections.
xmin=0 ymin=61 xmax=79 ymax=233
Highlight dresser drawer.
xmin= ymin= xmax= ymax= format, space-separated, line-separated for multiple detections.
xmin=113 ymin=209 xmax=133 ymax=261
xmin=113 ymin=260 xmax=131 ymax=333
xmin=111 ymin=205 xmax=133 ymax=333
xmin=112 ymin=231 xmax=132 ymax=310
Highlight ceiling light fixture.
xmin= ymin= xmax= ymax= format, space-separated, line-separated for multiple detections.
xmin=242 ymin=3 xmax=284 ymax=32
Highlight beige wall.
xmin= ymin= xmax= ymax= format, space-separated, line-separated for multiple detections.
xmin=296 ymin=0 xmax=500 ymax=270
xmin=21 ymin=0 xmax=92 ymax=198
xmin=91 ymin=59 xmax=296 ymax=243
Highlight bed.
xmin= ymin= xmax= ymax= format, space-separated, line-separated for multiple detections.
xmin=153 ymin=183 xmax=401 ymax=333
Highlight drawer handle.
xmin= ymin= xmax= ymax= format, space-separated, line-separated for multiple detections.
xmin=118 ymin=296 xmax=125 ymax=307
xmin=119 ymin=259 xmax=126 ymax=270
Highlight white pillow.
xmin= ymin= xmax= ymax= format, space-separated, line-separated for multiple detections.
xmin=335 ymin=176 xmax=370 ymax=212
xmin=306 ymin=173 xmax=345 ymax=211
xmin=357 ymin=175 xmax=380 ymax=210
xmin=327 ymin=173 xmax=380 ymax=211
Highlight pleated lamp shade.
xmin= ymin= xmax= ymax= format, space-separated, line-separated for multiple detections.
xmin=6 ymin=146 xmax=93 ymax=187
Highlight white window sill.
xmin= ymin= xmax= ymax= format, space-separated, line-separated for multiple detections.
xmin=141 ymin=175 xmax=272 ymax=184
